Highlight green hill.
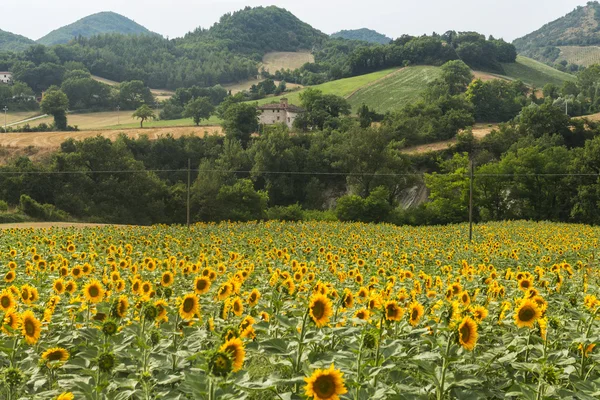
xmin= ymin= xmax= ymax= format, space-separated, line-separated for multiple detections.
xmin=186 ymin=6 xmax=328 ymax=54
xmin=347 ymin=66 xmax=440 ymax=112
xmin=0 ymin=29 xmax=34 ymax=52
xmin=513 ymin=2 xmax=600 ymax=64
xmin=501 ymin=56 xmax=575 ymax=88
xmin=37 ymin=12 xmax=159 ymax=46
xmin=331 ymin=28 xmax=392 ymax=44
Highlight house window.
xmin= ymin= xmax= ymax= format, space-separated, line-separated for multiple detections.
xmin=277 ymin=116 xmax=280 ymax=121
xmin=288 ymin=118 xmax=291 ymax=122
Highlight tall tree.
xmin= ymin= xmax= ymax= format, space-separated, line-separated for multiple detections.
xmin=184 ymin=97 xmax=215 ymax=126
xmin=132 ymin=104 xmax=155 ymax=128
xmin=40 ymin=87 xmax=69 ymax=130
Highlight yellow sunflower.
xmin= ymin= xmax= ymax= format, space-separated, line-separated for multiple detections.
xmin=354 ymin=308 xmax=370 ymax=321
xmin=408 ymin=301 xmax=424 ymax=327
xmin=2 ymin=309 xmax=20 ymax=333
xmin=458 ymin=316 xmax=478 ymax=351
xmin=21 ymin=310 xmax=42 ymax=345
xmin=220 ymin=337 xmax=245 ymax=372
xmin=0 ymin=290 xmax=16 ymax=311
xmin=384 ymin=301 xmax=404 ymax=322
xmin=514 ymin=298 xmax=542 ymax=328
xmin=52 ymin=279 xmax=66 ymax=295
xmin=247 ymin=289 xmax=261 ymax=307
xmin=4 ymin=270 xmax=15 ymax=283
xmin=56 ymin=393 xmax=74 ymax=400
xmin=193 ymin=276 xmax=211 ymax=295
xmin=179 ymin=293 xmax=199 ymax=320
xmin=304 ymin=364 xmax=348 ymax=400
xmin=115 ymin=295 xmax=129 ymax=318
xmin=41 ymin=347 xmax=70 ymax=364
xmin=309 ymin=294 xmax=333 ymax=328
xmin=231 ymin=297 xmax=244 ymax=317
xmin=470 ymin=305 xmax=488 ymax=322
xmin=83 ymin=279 xmax=105 ymax=304
xmin=217 ymin=282 xmax=233 ymax=300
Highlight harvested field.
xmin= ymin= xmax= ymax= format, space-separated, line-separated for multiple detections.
xmin=91 ymin=75 xmax=175 ymax=100
xmin=401 ymin=123 xmax=497 ymax=154
xmin=0 ymin=126 xmax=223 ymax=149
xmin=261 ymin=51 xmax=314 ymax=73
xmin=2 ymin=111 xmax=41 ymax=125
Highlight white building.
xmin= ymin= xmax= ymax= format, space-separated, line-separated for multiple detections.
xmin=0 ymin=72 xmax=12 ymax=84
xmin=257 ymin=98 xmax=304 ymax=129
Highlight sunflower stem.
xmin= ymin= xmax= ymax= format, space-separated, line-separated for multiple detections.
xmin=437 ymin=332 xmax=453 ymax=400
xmin=172 ymin=313 xmax=180 ymax=372
xmin=373 ymin=313 xmax=386 ymax=388
xmin=355 ymin=327 xmax=366 ymax=400
xmin=294 ymin=308 xmax=310 ymax=393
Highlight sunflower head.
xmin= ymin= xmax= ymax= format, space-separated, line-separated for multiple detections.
xmin=304 ymin=364 xmax=348 ymax=400
xmin=514 ymin=298 xmax=542 ymax=329
xmin=384 ymin=301 xmax=403 ymax=322
xmin=21 ymin=310 xmax=41 ymax=345
xmin=179 ymin=293 xmax=199 ymax=320
xmin=408 ymin=301 xmax=424 ymax=327
xmin=309 ymin=294 xmax=333 ymax=328
xmin=56 ymin=392 xmax=74 ymax=400
xmin=102 ymin=320 xmax=118 ymax=336
xmin=457 ymin=316 xmax=478 ymax=351
xmin=219 ymin=337 xmax=245 ymax=372
xmin=208 ymin=351 xmax=233 ymax=377
xmin=97 ymin=352 xmax=116 ymax=373
xmin=0 ymin=290 xmax=16 ymax=311
xmin=83 ymin=280 xmax=105 ymax=304
xmin=41 ymin=347 xmax=69 ymax=367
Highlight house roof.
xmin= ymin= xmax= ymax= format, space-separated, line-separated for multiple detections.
xmin=257 ymin=103 xmax=304 ymax=113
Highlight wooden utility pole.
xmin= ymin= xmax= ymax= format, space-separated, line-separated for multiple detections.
xmin=469 ymin=158 xmax=474 ymax=242
xmin=187 ymin=159 xmax=191 ymax=228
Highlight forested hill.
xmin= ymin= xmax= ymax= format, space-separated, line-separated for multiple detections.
xmin=0 ymin=29 xmax=34 ymax=52
xmin=331 ymin=28 xmax=392 ymax=44
xmin=513 ymin=1 xmax=600 ymax=62
xmin=37 ymin=12 xmax=159 ymax=46
xmin=180 ymin=6 xmax=328 ymax=55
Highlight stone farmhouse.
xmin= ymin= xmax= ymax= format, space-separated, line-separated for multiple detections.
xmin=0 ymin=72 xmax=13 ymax=84
xmin=257 ymin=98 xmax=304 ymax=129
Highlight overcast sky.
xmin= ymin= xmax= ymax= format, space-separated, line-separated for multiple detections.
xmin=1 ymin=0 xmax=591 ymax=42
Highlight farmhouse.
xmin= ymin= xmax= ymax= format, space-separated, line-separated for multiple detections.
xmin=257 ymin=98 xmax=304 ymax=129
xmin=0 ymin=72 xmax=12 ymax=84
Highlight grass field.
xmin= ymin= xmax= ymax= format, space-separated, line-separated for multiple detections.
xmin=2 ymin=220 xmax=600 ymax=398
xmin=557 ymin=46 xmax=600 ymax=67
xmin=501 ymin=56 xmax=575 ymax=88
xmin=261 ymin=51 xmax=314 ymax=73
xmin=2 ymin=111 xmax=41 ymax=126
xmin=347 ymin=66 xmax=441 ymax=113
xmin=10 ymin=111 xmax=222 ymax=130
xmin=91 ymin=75 xmax=175 ymax=101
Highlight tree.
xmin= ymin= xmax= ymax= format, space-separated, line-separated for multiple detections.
xmin=439 ymin=60 xmax=473 ymax=96
xmin=294 ymin=88 xmax=351 ymax=131
xmin=119 ymin=81 xmax=154 ymax=110
xmin=222 ymin=103 xmax=259 ymax=148
xmin=184 ymin=97 xmax=215 ymax=126
xmin=132 ymin=104 xmax=155 ymax=128
xmin=40 ymin=88 xmax=69 ymax=130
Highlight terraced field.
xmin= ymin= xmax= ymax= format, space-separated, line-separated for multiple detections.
xmin=557 ymin=46 xmax=600 ymax=67
xmin=501 ymin=56 xmax=575 ymax=88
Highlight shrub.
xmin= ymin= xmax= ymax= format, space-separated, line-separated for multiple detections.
xmin=267 ymin=204 xmax=304 ymax=221
xmin=0 ymin=200 xmax=8 ymax=212
xmin=19 ymin=195 xmax=70 ymax=222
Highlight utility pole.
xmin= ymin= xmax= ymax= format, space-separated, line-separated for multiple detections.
xmin=469 ymin=158 xmax=474 ymax=242
xmin=2 ymin=106 xmax=7 ymax=132
xmin=117 ymin=105 xmax=120 ymax=125
xmin=187 ymin=158 xmax=191 ymax=228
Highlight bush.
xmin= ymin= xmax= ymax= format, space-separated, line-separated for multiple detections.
xmin=302 ymin=209 xmax=337 ymax=222
xmin=216 ymin=180 xmax=268 ymax=221
xmin=335 ymin=195 xmax=366 ymax=222
xmin=19 ymin=195 xmax=70 ymax=222
xmin=335 ymin=187 xmax=392 ymax=223
xmin=0 ymin=200 xmax=8 ymax=212
xmin=267 ymin=204 xmax=304 ymax=221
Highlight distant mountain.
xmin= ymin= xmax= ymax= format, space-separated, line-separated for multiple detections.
xmin=331 ymin=28 xmax=392 ymax=45
xmin=513 ymin=1 xmax=600 ymax=63
xmin=184 ymin=6 xmax=328 ymax=54
xmin=0 ymin=29 xmax=34 ymax=52
xmin=37 ymin=12 xmax=159 ymax=46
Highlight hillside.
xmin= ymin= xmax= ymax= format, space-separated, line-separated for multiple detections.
xmin=556 ymin=45 xmax=600 ymax=67
xmin=37 ymin=12 xmax=159 ymax=46
xmin=0 ymin=29 xmax=34 ymax=52
xmin=501 ymin=56 xmax=575 ymax=87
xmin=513 ymin=2 xmax=600 ymax=63
xmin=331 ymin=28 xmax=392 ymax=44
xmin=185 ymin=6 xmax=328 ymax=54
xmin=347 ymin=66 xmax=440 ymax=112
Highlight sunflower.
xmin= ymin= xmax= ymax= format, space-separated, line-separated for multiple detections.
xmin=470 ymin=305 xmax=488 ymax=322
xmin=179 ymin=293 xmax=199 ymax=320
xmin=219 ymin=337 xmax=245 ymax=372
xmin=247 ymin=289 xmax=261 ymax=307
xmin=342 ymin=290 xmax=353 ymax=309
xmin=384 ymin=301 xmax=403 ymax=322
xmin=309 ymin=294 xmax=333 ymax=328
xmin=217 ymin=282 xmax=233 ymax=300
xmin=0 ymin=290 xmax=16 ymax=311
xmin=4 ymin=270 xmax=15 ymax=283
xmin=231 ymin=297 xmax=244 ymax=317
xmin=458 ymin=316 xmax=478 ymax=351
xmin=41 ymin=347 xmax=70 ymax=364
xmin=56 ymin=393 xmax=74 ymax=400
xmin=2 ymin=309 xmax=20 ymax=333
xmin=52 ymin=279 xmax=65 ymax=295
xmin=21 ymin=310 xmax=41 ymax=345
xmin=304 ymin=364 xmax=347 ymax=400
xmin=354 ymin=308 xmax=370 ymax=321
xmin=194 ymin=276 xmax=211 ymax=295
xmin=408 ymin=301 xmax=424 ymax=327
xmin=459 ymin=291 xmax=471 ymax=306
xmin=514 ymin=298 xmax=542 ymax=328
xmin=518 ymin=278 xmax=533 ymax=291
xmin=259 ymin=311 xmax=270 ymax=322
xmin=65 ymin=280 xmax=77 ymax=294
xmin=83 ymin=280 xmax=105 ymax=304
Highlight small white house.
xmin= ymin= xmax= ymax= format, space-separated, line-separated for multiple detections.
xmin=0 ymin=72 xmax=12 ymax=84
xmin=257 ymin=98 xmax=304 ymax=129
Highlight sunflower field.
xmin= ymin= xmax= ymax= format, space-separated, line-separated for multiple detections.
xmin=0 ymin=221 xmax=599 ymax=399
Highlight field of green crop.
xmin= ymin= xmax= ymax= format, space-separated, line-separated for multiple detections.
xmin=347 ymin=66 xmax=441 ymax=113
xmin=501 ymin=56 xmax=575 ymax=88
xmin=557 ymin=46 xmax=600 ymax=67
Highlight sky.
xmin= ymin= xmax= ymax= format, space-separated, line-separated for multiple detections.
xmin=0 ymin=0 xmax=592 ymax=42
